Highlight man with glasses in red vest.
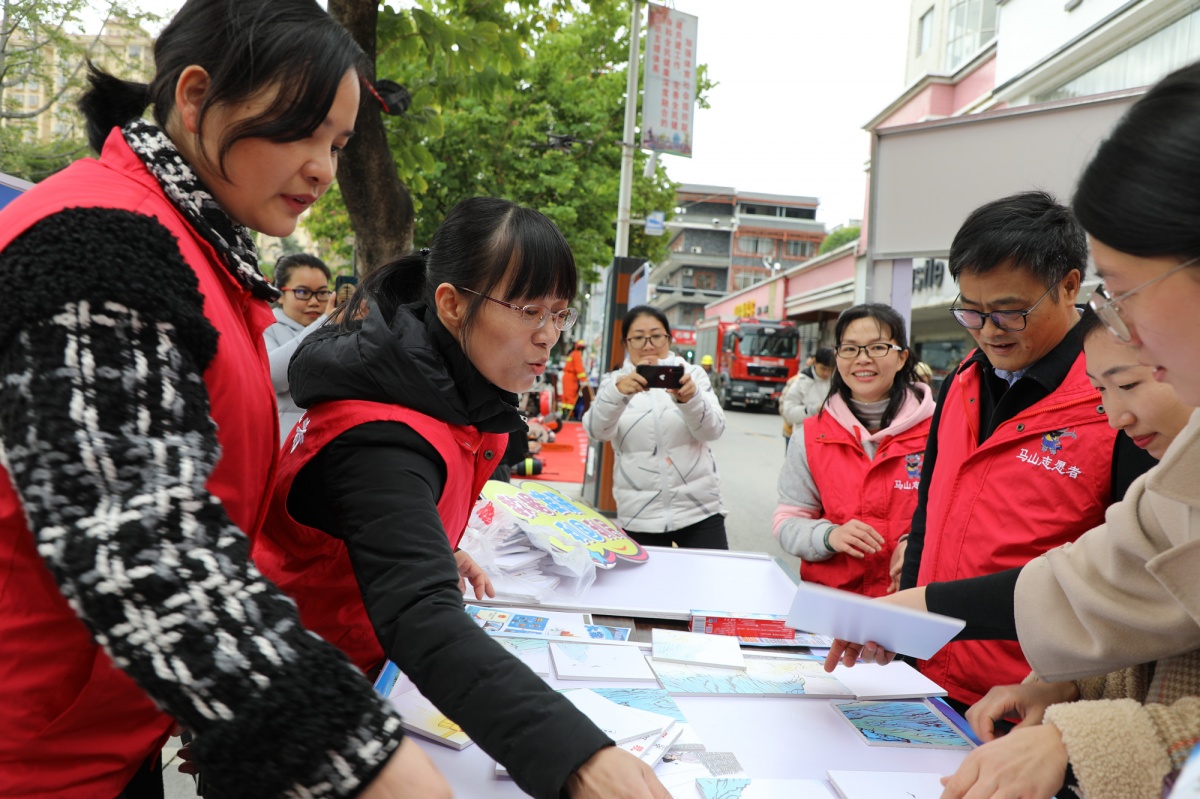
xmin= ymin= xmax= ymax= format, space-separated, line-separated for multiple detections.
xmin=897 ymin=191 xmax=1155 ymax=713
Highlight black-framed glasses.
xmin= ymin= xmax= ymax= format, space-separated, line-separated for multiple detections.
xmin=836 ymin=342 xmax=904 ymax=360
xmin=457 ymin=286 xmax=578 ymax=331
xmin=1089 ymin=256 xmax=1200 ymax=342
xmin=282 ymin=287 xmax=333 ymax=301
xmin=626 ymin=333 xmax=671 ymax=349
xmin=948 ymin=282 xmax=1057 ymax=332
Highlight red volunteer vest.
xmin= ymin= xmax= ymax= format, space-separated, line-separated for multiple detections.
xmin=917 ymin=351 xmax=1115 ymax=706
xmin=801 ymin=410 xmax=931 ymax=596
xmin=0 ymin=130 xmax=278 ymax=797
xmin=253 ymin=399 xmax=506 ymax=674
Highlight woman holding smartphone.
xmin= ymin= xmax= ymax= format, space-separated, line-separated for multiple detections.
xmin=582 ymin=305 xmax=728 ymax=549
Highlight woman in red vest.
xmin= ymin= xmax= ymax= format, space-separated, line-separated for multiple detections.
xmin=772 ymin=303 xmax=934 ymax=596
xmin=0 ymin=1 xmax=445 ymax=798
xmin=254 ymin=197 xmax=670 ymax=799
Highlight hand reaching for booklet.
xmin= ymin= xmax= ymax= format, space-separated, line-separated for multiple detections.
xmin=566 ymin=746 xmax=672 ymax=799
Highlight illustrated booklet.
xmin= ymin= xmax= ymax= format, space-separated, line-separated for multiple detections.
xmin=648 ymin=655 xmax=854 ymax=698
xmin=550 ymin=641 xmax=658 ymax=682
xmin=652 ymin=628 xmax=746 ymax=670
xmin=694 ymin=778 xmax=836 ymax=799
xmin=786 ymin=581 xmax=965 ymax=660
xmin=830 ymin=698 xmax=979 ymax=750
xmin=371 ymin=661 xmax=472 ymax=750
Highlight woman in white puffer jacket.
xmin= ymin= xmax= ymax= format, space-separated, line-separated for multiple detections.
xmin=583 ymin=305 xmax=728 ymax=548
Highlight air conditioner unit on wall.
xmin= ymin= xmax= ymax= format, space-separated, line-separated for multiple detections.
xmin=690 ymin=246 xmax=703 ymax=254
xmin=682 ymin=268 xmax=694 ymax=276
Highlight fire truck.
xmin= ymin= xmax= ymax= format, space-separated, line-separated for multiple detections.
xmin=695 ymin=317 xmax=800 ymax=410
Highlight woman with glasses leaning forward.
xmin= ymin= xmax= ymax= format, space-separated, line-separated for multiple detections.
xmin=583 ymin=305 xmax=729 ymax=549
xmin=253 ymin=197 xmax=670 ymax=799
xmin=772 ymin=304 xmax=934 ymax=595
xmin=265 ymin=252 xmax=336 ymax=439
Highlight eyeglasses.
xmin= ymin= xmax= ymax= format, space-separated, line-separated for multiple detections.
xmin=949 ymin=282 xmax=1057 ymax=332
xmin=1089 ymin=256 xmax=1200 ymax=342
xmin=457 ymin=287 xmax=578 ymax=331
xmin=626 ymin=334 xmax=671 ymax=349
xmin=282 ymin=287 xmax=333 ymax=301
xmin=836 ymin=343 xmax=904 ymax=360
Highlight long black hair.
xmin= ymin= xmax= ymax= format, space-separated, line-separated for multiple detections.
xmin=78 ymin=0 xmax=367 ymax=177
xmin=1074 ymin=61 xmax=1200 ymax=261
xmin=825 ymin=303 xmax=920 ymax=430
xmin=339 ymin=197 xmax=577 ymax=345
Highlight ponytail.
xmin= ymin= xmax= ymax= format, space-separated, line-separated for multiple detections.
xmin=335 ymin=252 xmax=428 ymax=329
xmin=78 ymin=62 xmax=151 ymax=152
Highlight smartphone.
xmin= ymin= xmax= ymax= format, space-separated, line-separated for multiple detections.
xmin=636 ymin=364 xmax=685 ymax=390
xmin=335 ymin=274 xmax=358 ymax=304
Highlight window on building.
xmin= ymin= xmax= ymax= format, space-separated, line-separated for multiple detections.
xmin=945 ymin=0 xmax=997 ymax=72
xmin=1035 ymin=7 xmax=1200 ymax=103
xmin=733 ymin=271 xmax=764 ymax=291
xmin=786 ymin=240 xmax=815 ymax=258
xmin=782 ymin=207 xmax=816 ymax=220
xmin=695 ymin=271 xmax=715 ymax=290
xmin=737 ymin=237 xmax=775 ymax=255
xmin=917 ymin=7 xmax=934 ymax=56
xmin=128 ymin=44 xmax=145 ymax=62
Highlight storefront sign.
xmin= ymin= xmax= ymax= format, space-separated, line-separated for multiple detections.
xmin=912 ymin=259 xmax=946 ymax=292
xmin=910 ymin=257 xmax=961 ymax=309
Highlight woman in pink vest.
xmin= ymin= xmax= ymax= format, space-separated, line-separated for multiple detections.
xmin=254 ymin=197 xmax=670 ymax=799
xmin=0 ymin=1 xmax=446 ymax=797
xmin=773 ymin=303 xmax=935 ymax=596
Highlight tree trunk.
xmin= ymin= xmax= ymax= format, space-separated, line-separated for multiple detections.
xmin=328 ymin=0 xmax=414 ymax=277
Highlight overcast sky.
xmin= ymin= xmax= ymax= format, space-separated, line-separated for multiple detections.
xmin=120 ymin=0 xmax=911 ymax=227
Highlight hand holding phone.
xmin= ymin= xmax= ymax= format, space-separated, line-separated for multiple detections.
xmin=635 ymin=364 xmax=685 ymax=390
xmin=334 ymin=274 xmax=358 ymax=305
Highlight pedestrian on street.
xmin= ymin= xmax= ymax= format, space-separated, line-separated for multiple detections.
xmin=773 ymin=306 xmax=933 ymax=595
xmin=0 ymin=1 xmax=446 ymax=797
xmin=779 ymin=345 xmax=836 ymax=448
xmin=560 ymin=339 xmax=591 ymax=419
xmin=583 ymin=305 xmax=729 ymax=549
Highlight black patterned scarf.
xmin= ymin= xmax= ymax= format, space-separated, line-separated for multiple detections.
xmin=122 ymin=118 xmax=281 ymax=302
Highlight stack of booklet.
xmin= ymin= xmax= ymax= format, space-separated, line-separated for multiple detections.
xmin=463 ymin=520 xmax=561 ymax=599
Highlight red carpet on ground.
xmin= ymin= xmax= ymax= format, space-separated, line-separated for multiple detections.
xmin=535 ymin=421 xmax=588 ymax=482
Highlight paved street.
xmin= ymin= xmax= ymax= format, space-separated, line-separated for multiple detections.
xmin=708 ymin=407 xmax=800 ymax=574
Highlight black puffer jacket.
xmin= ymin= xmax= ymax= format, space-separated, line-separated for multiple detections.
xmin=288 ymin=302 xmax=613 ymax=799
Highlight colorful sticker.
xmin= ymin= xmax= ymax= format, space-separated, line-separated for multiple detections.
xmin=479 ymin=480 xmax=649 ymax=568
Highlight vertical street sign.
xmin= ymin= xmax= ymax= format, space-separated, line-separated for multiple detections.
xmin=641 ymin=4 xmax=698 ymax=158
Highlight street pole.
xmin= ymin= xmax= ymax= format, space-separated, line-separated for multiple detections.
xmin=615 ymin=0 xmax=641 ymax=259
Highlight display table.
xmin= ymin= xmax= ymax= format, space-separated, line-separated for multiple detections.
xmin=411 ymin=667 xmax=969 ymax=797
